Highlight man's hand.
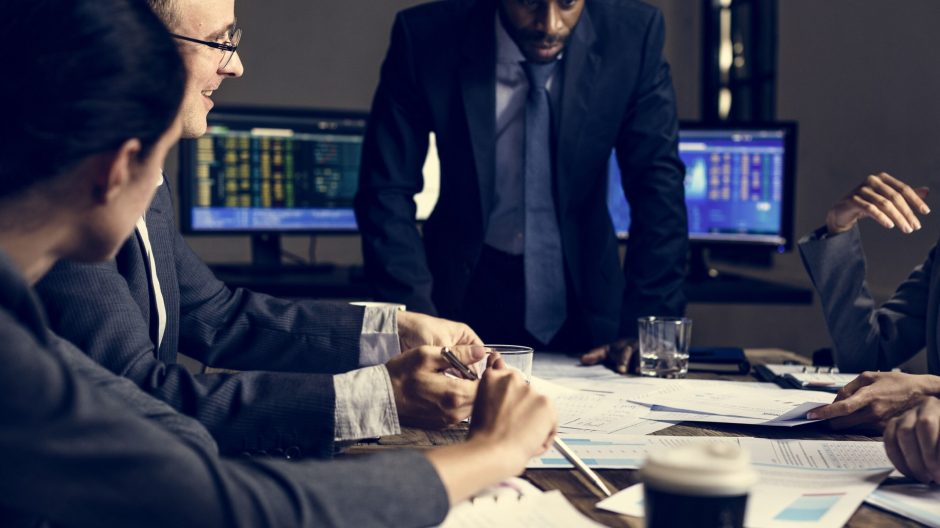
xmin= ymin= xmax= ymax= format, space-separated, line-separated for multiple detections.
xmin=806 ymin=371 xmax=940 ymax=431
xmin=826 ymin=172 xmax=929 ymax=235
xmin=397 ymin=311 xmax=483 ymax=352
xmin=467 ymin=354 xmax=558 ymax=474
xmin=385 ymin=345 xmax=486 ymax=429
xmin=579 ymin=338 xmax=639 ymax=375
xmin=884 ymin=397 xmax=940 ymax=484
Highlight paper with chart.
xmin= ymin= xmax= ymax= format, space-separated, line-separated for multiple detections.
xmin=528 ymin=435 xmax=894 ymax=472
xmin=528 ymin=434 xmax=741 ymax=469
xmin=628 ymin=381 xmax=835 ymax=426
xmin=594 ymin=437 xmax=893 ymax=527
xmin=440 ymin=478 xmax=604 ymax=528
xmin=531 ymin=377 xmax=674 ymax=435
xmin=866 ymin=482 xmax=940 ymax=528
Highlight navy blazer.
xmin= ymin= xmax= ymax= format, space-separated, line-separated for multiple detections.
xmin=0 ymin=251 xmax=449 ymax=528
xmin=355 ymin=0 xmax=688 ymax=347
xmin=36 ymin=181 xmax=369 ymax=457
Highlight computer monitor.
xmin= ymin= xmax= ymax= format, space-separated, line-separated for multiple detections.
xmin=178 ymin=106 xmax=440 ymax=266
xmin=607 ymin=122 xmax=797 ymax=254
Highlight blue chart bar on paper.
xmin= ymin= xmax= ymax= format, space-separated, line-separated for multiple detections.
xmin=774 ymin=493 xmax=843 ymax=522
xmin=539 ymin=458 xmax=643 ymax=467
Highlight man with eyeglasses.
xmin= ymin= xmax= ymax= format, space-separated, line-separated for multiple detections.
xmin=36 ymin=0 xmax=486 ymax=460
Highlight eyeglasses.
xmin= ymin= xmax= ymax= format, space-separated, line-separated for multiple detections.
xmin=170 ymin=23 xmax=242 ymax=69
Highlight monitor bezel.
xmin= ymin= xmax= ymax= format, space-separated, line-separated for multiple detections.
xmin=614 ymin=120 xmax=798 ymax=252
xmin=178 ymin=105 xmax=370 ymax=236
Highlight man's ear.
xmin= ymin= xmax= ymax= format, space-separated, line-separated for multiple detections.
xmin=92 ymin=138 xmax=142 ymax=204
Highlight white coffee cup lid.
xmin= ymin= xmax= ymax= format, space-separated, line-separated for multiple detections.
xmin=640 ymin=443 xmax=759 ymax=496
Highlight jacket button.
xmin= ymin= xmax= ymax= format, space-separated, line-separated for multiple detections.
xmin=285 ymin=446 xmax=302 ymax=460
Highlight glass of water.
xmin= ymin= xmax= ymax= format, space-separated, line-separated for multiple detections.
xmin=638 ymin=317 xmax=692 ymax=379
xmin=470 ymin=344 xmax=534 ymax=382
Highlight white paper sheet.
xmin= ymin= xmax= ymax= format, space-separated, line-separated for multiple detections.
xmin=528 ymin=436 xmax=893 ymax=472
xmin=866 ymin=483 xmax=940 ymax=528
xmin=441 ymin=486 xmax=604 ymax=528
xmin=531 ymin=353 xmax=621 ymax=381
xmin=597 ymin=465 xmax=891 ymax=528
xmin=529 ymin=434 xmax=741 ymax=469
xmin=531 ymin=377 xmax=674 ymax=436
xmin=591 ymin=437 xmax=893 ymax=527
xmin=628 ymin=380 xmax=834 ymax=426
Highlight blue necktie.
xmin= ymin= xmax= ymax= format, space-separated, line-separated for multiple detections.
xmin=523 ymin=61 xmax=566 ymax=344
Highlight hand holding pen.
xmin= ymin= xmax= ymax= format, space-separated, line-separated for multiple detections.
xmin=446 ymin=348 xmax=611 ymax=497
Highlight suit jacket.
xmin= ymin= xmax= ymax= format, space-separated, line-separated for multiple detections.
xmin=0 ymin=250 xmax=449 ymax=528
xmin=36 ymin=181 xmax=369 ymax=457
xmin=800 ymin=226 xmax=940 ymax=374
xmin=355 ymin=0 xmax=688 ymax=347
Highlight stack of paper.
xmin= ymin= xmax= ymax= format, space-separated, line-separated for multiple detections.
xmin=531 ymin=377 xmax=675 ymax=436
xmin=528 ymin=434 xmax=739 ymax=469
xmin=439 ymin=478 xmax=603 ymax=527
xmin=866 ymin=483 xmax=940 ymax=527
xmin=628 ymin=380 xmax=835 ymax=426
xmin=589 ymin=437 xmax=893 ymax=528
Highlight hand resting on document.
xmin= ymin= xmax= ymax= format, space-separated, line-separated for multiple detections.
xmin=579 ymin=338 xmax=640 ymax=375
xmin=807 ymin=371 xmax=940 ymax=431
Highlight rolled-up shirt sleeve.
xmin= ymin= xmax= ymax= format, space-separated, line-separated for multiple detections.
xmin=333 ymin=365 xmax=400 ymax=441
xmin=358 ymin=305 xmax=401 ymax=366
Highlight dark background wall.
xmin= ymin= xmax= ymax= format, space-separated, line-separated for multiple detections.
xmin=167 ymin=0 xmax=940 ymax=363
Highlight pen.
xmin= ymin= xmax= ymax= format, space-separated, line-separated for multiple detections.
xmin=441 ymin=346 xmax=479 ymax=381
xmin=553 ymin=437 xmax=613 ymax=497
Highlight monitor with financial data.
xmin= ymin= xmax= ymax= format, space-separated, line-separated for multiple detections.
xmin=178 ymin=106 xmax=440 ymax=267
xmin=607 ymin=122 xmax=797 ymax=252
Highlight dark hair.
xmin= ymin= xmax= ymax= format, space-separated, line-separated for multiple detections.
xmin=0 ymin=0 xmax=185 ymax=199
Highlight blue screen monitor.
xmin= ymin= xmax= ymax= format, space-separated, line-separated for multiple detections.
xmin=607 ymin=122 xmax=797 ymax=251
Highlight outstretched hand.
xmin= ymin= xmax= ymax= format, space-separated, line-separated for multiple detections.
xmin=826 ymin=172 xmax=929 ymax=235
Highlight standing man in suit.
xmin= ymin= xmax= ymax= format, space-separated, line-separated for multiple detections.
xmin=35 ymin=0 xmax=486 ymax=460
xmin=356 ymin=0 xmax=688 ymax=366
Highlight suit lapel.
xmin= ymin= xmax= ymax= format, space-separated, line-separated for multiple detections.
xmin=459 ymin=0 xmax=497 ymax=228
xmin=556 ymin=7 xmax=601 ymax=214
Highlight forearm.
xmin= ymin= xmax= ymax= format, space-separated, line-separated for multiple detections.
xmin=799 ymin=226 xmax=929 ymax=371
xmin=424 ymin=438 xmax=520 ymax=506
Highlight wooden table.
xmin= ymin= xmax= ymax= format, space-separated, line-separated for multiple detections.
xmin=347 ymin=349 xmax=924 ymax=527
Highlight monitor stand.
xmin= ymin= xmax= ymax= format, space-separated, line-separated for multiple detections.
xmin=688 ymin=246 xmax=722 ymax=282
xmin=244 ymin=234 xmax=334 ymax=273
xmin=685 ymin=246 xmax=812 ymax=304
xmin=250 ymin=233 xmax=282 ymax=269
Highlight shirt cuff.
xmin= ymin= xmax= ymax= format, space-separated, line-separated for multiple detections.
xmin=358 ymin=306 xmax=401 ymax=367
xmin=800 ymin=224 xmax=855 ymax=244
xmin=333 ymin=365 xmax=401 ymax=442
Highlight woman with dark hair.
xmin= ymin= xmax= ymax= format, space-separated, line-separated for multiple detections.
xmin=0 ymin=1 xmax=557 ymax=527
